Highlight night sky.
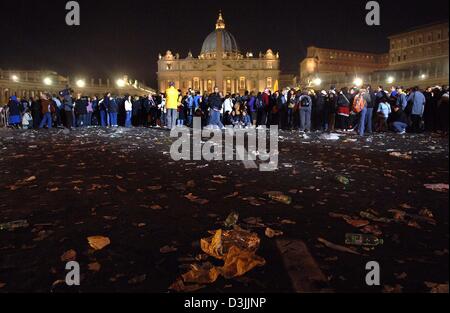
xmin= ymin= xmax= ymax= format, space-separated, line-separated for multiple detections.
xmin=1 ymin=0 xmax=448 ymax=88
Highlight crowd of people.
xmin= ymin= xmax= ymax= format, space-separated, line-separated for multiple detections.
xmin=1 ymin=82 xmax=449 ymax=136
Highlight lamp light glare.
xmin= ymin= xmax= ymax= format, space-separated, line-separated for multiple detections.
xmin=116 ymin=79 xmax=126 ymax=88
xmin=76 ymin=79 xmax=86 ymax=88
xmin=353 ymin=77 xmax=363 ymax=87
xmin=43 ymin=77 xmax=53 ymax=86
xmin=312 ymin=78 xmax=322 ymax=86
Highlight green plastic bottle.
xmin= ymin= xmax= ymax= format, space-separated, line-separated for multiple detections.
xmin=224 ymin=212 xmax=239 ymax=228
xmin=345 ymin=233 xmax=384 ymax=247
xmin=336 ymin=175 xmax=350 ymax=186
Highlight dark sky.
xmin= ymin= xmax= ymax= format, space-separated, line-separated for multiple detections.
xmin=1 ymin=0 xmax=448 ymax=88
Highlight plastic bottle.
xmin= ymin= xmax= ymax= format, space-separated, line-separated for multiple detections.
xmin=336 ymin=175 xmax=350 ymax=185
xmin=268 ymin=194 xmax=292 ymax=205
xmin=224 ymin=212 xmax=239 ymax=228
xmin=345 ymin=233 xmax=384 ymax=247
xmin=0 ymin=220 xmax=29 ymax=231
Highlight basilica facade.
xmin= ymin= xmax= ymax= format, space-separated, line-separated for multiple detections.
xmin=157 ymin=13 xmax=280 ymax=94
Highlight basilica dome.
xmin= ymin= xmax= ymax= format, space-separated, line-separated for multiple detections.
xmin=201 ymin=30 xmax=239 ymax=55
xmin=200 ymin=13 xmax=240 ymax=57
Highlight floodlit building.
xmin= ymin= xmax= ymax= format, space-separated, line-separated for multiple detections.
xmin=0 ymin=70 xmax=154 ymax=104
xmin=299 ymin=21 xmax=449 ymax=89
xmin=157 ymin=12 xmax=281 ymax=94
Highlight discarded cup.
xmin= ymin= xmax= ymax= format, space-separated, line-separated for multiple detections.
xmin=0 ymin=220 xmax=29 ymax=231
xmin=345 ymin=233 xmax=384 ymax=247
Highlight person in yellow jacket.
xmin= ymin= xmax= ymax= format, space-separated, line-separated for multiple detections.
xmin=166 ymin=82 xmax=180 ymax=129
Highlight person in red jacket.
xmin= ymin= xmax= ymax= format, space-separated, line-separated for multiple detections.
xmin=260 ymin=88 xmax=270 ymax=128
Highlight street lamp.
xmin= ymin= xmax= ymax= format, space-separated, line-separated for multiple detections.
xmin=353 ymin=77 xmax=363 ymax=87
xmin=11 ymin=75 xmax=19 ymax=82
xmin=116 ymin=79 xmax=126 ymax=88
xmin=387 ymin=76 xmax=395 ymax=84
xmin=76 ymin=79 xmax=86 ymax=88
xmin=420 ymin=74 xmax=427 ymax=80
xmin=43 ymin=77 xmax=53 ymax=86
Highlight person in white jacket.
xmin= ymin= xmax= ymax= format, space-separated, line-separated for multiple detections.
xmin=125 ymin=95 xmax=133 ymax=128
xmin=22 ymin=110 xmax=33 ymax=129
xmin=222 ymin=94 xmax=233 ymax=116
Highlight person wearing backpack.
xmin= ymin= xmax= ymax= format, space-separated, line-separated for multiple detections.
xmin=298 ymin=90 xmax=312 ymax=133
xmin=352 ymin=89 xmax=368 ymax=136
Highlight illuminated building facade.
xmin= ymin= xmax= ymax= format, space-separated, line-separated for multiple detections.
xmin=299 ymin=21 xmax=449 ymax=89
xmin=0 ymin=70 xmax=154 ymax=104
xmin=157 ymin=12 xmax=280 ymax=94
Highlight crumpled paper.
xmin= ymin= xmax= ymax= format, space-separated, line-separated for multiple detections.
xmin=219 ymin=245 xmax=266 ymax=279
xmin=201 ymin=227 xmax=261 ymax=260
xmin=182 ymin=262 xmax=220 ymax=284
xmin=171 ymin=227 xmax=265 ymax=291
xmin=87 ymin=236 xmax=111 ymax=251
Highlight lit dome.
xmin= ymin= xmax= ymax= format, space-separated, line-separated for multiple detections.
xmin=201 ymin=30 xmax=239 ymax=55
xmin=200 ymin=12 xmax=240 ymax=58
